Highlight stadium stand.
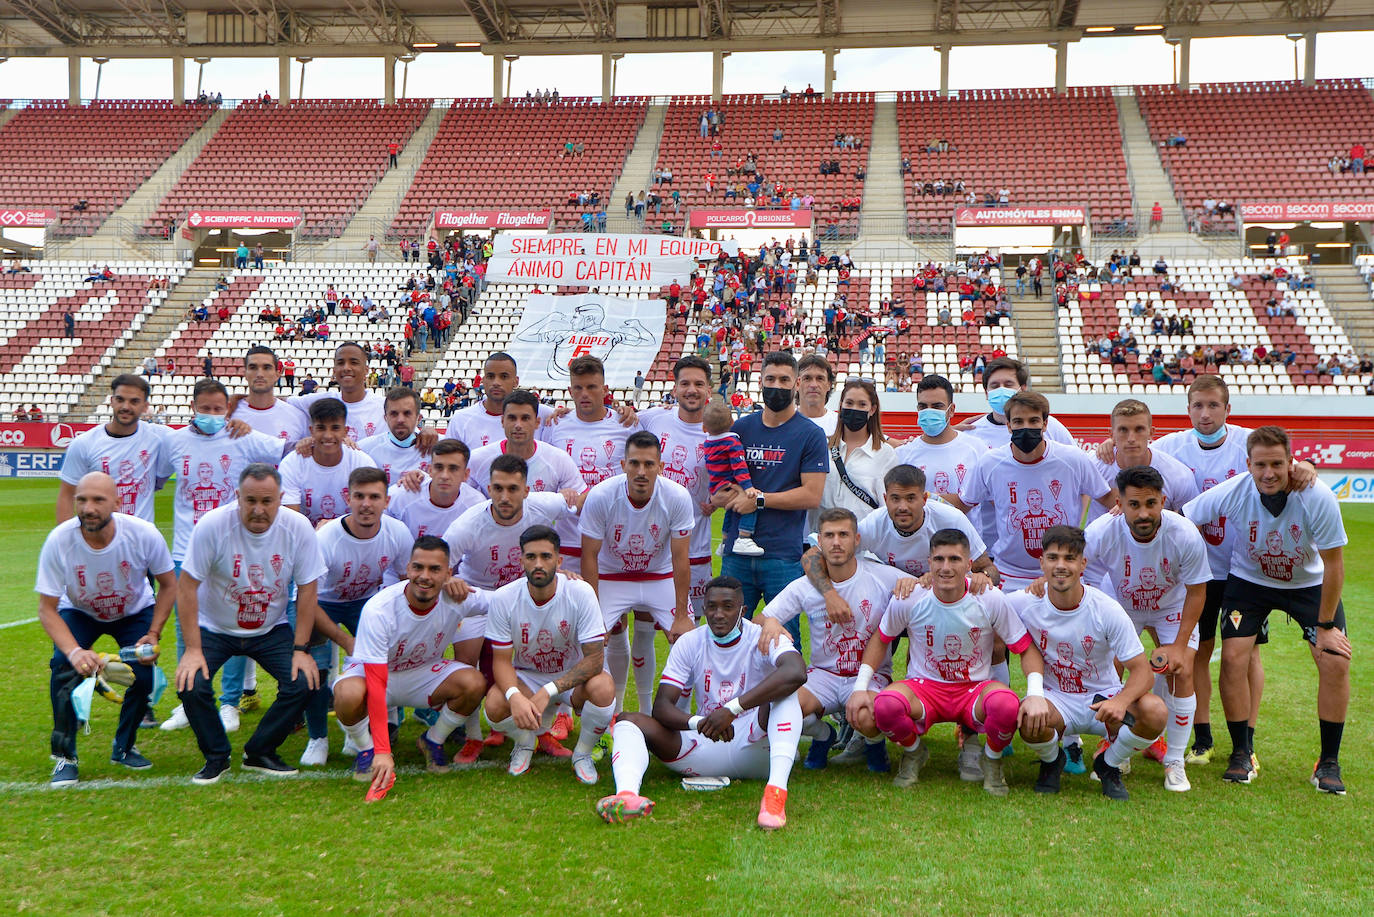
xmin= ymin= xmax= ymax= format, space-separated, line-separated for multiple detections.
xmin=652 ymin=94 xmax=873 ymax=237
xmin=896 ymin=87 xmax=1135 ymax=236
xmin=1137 ymin=80 xmax=1374 ymax=229
xmin=0 ymin=101 xmax=214 ymax=237
xmin=110 ymin=263 xmax=428 ymax=423
xmin=1057 ymin=258 xmax=1369 ymax=395
xmin=388 ymin=97 xmax=648 ymax=240
xmin=139 ymin=99 xmax=431 ymax=241
xmin=0 ymin=260 xmax=189 ymax=419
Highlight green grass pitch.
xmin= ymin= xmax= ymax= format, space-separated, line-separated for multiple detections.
xmin=0 ymin=479 xmax=1371 ymax=915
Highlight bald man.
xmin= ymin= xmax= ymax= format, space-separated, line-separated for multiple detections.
xmin=36 ymin=473 xmax=177 ymax=786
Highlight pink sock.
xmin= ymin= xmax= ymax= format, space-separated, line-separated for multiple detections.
xmin=874 ymin=690 xmax=918 ymax=747
xmin=979 ymin=689 xmax=1020 ymax=754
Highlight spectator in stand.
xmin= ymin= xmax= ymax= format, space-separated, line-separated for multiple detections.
xmin=63 ymin=309 xmax=75 ymax=338
xmin=1351 ymin=140 xmax=1366 ymax=175
xmin=202 ymin=355 xmax=214 ymax=379
xmin=235 ymin=242 xmax=249 ymax=269
xmin=27 ymin=404 xmax=43 ymax=421
xmin=1166 ymin=130 xmax=1187 ymax=147
xmin=1150 ymin=201 xmax=1163 ymax=231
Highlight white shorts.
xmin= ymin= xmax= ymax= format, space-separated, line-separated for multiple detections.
xmin=515 ymin=667 xmax=574 ymax=707
xmin=598 ymin=577 xmax=676 ymax=632
xmin=802 ymin=667 xmax=890 ymax=715
xmin=688 ymin=558 xmax=712 ymax=618
xmin=662 ymin=713 xmax=771 ymax=780
xmin=1046 ymin=688 xmax=1116 ymax=739
xmin=1127 ymin=608 xmax=1200 ymax=651
xmin=454 ymin=612 xmax=486 ymax=643
xmin=339 ymin=658 xmax=471 ymax=709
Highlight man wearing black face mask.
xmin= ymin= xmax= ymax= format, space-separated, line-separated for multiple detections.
xmin=710 ymin=351 xmax=829 ymax=647
xmin=945 ymin=391 xmax=1115 ymax=591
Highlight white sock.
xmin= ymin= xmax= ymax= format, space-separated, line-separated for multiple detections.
xmin=631 ymin=619 xmax=657 ymax=713
xmin=801 ymin=714 xmax=834 ymax=741
xmin=464 ymin=709 xmax=484 ymax=742
xmin=610 ymin=718 xmax=650 ymax=795
xmin=1061 ymin=733 xmax=1082 ymax=749
xmin=490 ymin=715 xmax=534 ymax=749
xmin=556 ymin=701 xmax=572 ymax=720
xmin=426 ymin=704 xmax=465 ymax=745
xmin=575 ymin=700 xmax=615 ymax=756
xmin=991 ymin=660 xmax=1010 ymax=685
xmin=243 ymin=662 xmax=258 ymax=692
xmin=1026 ymin=730 xmax=1060 ymax=764
xmin=606 ymin=627 xmax=631 ymax=715
xmin=864 ymin=734 xmax=885 ymax=745
xmin=765 ymin=692 xmax=802 ymax=790
xmin=341 ymin=716 xmax=373 ymax=752
xmin=1161 ymin=685 xmax=1197 ymax=766
xmin=1105 ymin=724 xmax=1153 ymax=769
xmin=387 ymin=707 xmax=401 ymax=726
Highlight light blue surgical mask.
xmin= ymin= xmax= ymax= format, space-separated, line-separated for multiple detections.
xmin=1194 ymin=425 xmax=1227 ymax=446
xmin=192 ymin=413 xmax=227 ymax=435
xmin=710 ymin=610 xmax=744 ymax=646
xmin=389 ymin=430 xmax=417 ymax=448
xmin=986 ymin=387 xmax=1015 ymax=416
xmin=918 ymin=407 xmax=949 ymax=437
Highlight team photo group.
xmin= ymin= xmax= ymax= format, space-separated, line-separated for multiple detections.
xmin=39 ymin=337 xmax=1351 ymax=830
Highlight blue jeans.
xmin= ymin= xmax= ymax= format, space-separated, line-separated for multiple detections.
xmin=179 ymin=623 xmax=310 ymax=764
xmin=50 ymin=606 xmax=155 ymax=759
xmin=173 ymin=560 xmax=252 ymax=707
xmin=304 ymin=599 xmax=367 ymax=739
xmin=721 ymin=554 xmax=804 ymax=648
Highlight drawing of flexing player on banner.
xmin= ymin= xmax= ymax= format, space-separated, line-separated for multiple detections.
xmin=513 ymin=298 xmax=658 ymax=382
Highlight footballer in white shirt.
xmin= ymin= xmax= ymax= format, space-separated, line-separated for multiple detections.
xmin=384 ymin=439 xmax=485 ymax=540
xmin=57 ymin=373 xmax=171 ymax=524
xmin=357 ymin=388 xmax=432 ymax=483
xmin=759 ymin=508 xmax=912 ymax=772
xmin=596 ymin=575 xmax=807 ymax=831
xmin=1007 ymin=525 xmax=1167 ymax=801
xmin=332 ymin=536 xmax=488 ymax=800
xmin=279 ymin=398 xmax=380 ymax=526
xmin=290 ymin=343 xmax=387 ymax=441
xmin=892 ymin=374 xmax=987 ymax=500
xmin=230 ymin=346 xmax=309 ymax=451
xmin=1181 ymin=425 xmax=1350 ymax=793
xmin=856 ymin=464 xmax=993 ymax=580
xmin=1083 ymin=399 xmax=1197 ymax=525
xmin=468 ymin=524 xmax=616 ymax=784
xmin=466 ymin=390 xmax=583 ymax=497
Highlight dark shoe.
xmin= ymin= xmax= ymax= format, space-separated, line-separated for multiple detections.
xmin=242 ymin=752 xmax=299 ymax=777
xmin=191 ymin=758 xmax=230 ymax=785
xmin=1222 ymin=750 xmax=1255 ymax=785
xmin=1093 ymin=753 xmax=1129 ymax=800
xmin=111 ymin=746 xmax=153 ymax=770
xmin=1035 ymin=748 xmax=1067 ymax=794
xmin=1311 ymin=758 xmax=1346 ymax=795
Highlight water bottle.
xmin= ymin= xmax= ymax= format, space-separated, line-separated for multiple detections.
xmin=119 ymin=644 xmax=158 ymax=663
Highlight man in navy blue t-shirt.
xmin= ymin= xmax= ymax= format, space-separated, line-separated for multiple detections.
xmin=711 ymin=351 xmax=828 ymax=644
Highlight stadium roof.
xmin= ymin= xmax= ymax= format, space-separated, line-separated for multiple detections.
xmin=1 ymin=0 xmax=1371 ymax=59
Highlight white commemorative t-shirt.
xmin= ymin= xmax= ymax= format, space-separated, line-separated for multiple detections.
xmin=1183 ymin=474 xmax=1347 ymax=590
xmin=385 ymin=478 xmax=486 ymax=539
xmin=957 ymin=440 xmax=1110 ymax=580
xmin=467 ymin=440 xmax=583 ymax=497
xmin=639 ymin=406 xmax=712 ymax=560
xmin=444 ymin=492 xmax=572 ymax=588
xmin=878 ymin=583 xmax=1030 ymax=683
xmin=231 ymin=398 xmax=308 ymax=452
xmin=279 ymin=448 xmax=379 ymax=526
xmin=358 ymin=434 xmax=431 ymax=484
xmin=478 ymin=575 xmax=606 ymax=676
xmin=960 ymin=413 xmax=1074 ymax=546
xmin=1155 ymin=424 xmax=1250 ymax=577
xmin=1084 ymin=510 xmax=1211 ymax=621
xmin=659 ymin=617 xmax=800 ymax=716
xmin=580 ymin=475 xmax=694 ymax=577
xmin=292 ymin=391 xmax=386 ymax=442
xmin=315 ymin=515 xmax=412 ymax=604
xmin=1085 ymin=448 xmax=1198 ymax=524
xmin=35 ymin=514 xmax=171 ymax=620
xmin=349 ymin=580 xmax=476 ymax=672
xmin=181 ymin=502 xmax=326 ymax=637
xmin=159 ymin=426 xmax=284 ymax=561
xmin=539 ymin=409 xmax=639 ymax=555
xmin=761 ymin=558 xmax=904 ymax=676
xmin=893 ymin=434 xmax=987 ymax=497
xmin=59 ymin=422 xmax=170 ymax=523
xmin=444 ymin=402 xmax=556 ymax=450
xmin=856 ymin=501 xmax=987 ymax=576
xmin=1006 ymin=586 xmax=1143 ymax=696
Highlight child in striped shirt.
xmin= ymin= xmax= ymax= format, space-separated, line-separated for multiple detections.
xmin=703 ymin=400 xmax=764 ymax=557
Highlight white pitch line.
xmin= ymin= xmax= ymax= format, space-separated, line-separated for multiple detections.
xmin=0 ymin=760 xmax=503 ymax=795
xmin=0 ymin=617 xmax=38 ymax=630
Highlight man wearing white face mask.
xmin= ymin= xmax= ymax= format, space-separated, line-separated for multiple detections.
xmin=894 ymin=374 xmax=989 ymax=499
xmin=358 ymin=387 xmax=432 ymax=484
xmin=157 ymin=379 xmax=283 ymax=733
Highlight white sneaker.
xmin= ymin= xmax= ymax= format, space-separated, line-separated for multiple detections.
xmin=160 ymin=705 xmax=190 ymax=731
xmin=508 ymin=742 xmax=536 ymax=776
xmin=341 ymin=733 xmax=360 ymax=757
xmin=1163 ymin=761 xmax=1191 ymax=792
xmin=732 ymin=536 xmax=766 ymax=557
xmin=219 ymin=704 xmax=241 ymax=733
xmin=300 ymin=737 xmax=329 ymax=767
xmin=572 ymin=752 xmax=598 ymax=785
